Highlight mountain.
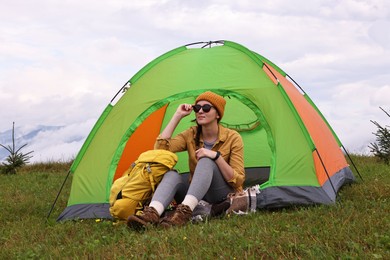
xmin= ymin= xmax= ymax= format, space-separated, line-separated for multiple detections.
xmin=0 ymin=120 xmax=95 ymax=163
xmin=0 ymin=125 xmax=66 ymax=162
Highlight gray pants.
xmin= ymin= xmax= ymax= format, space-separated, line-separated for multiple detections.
xmin=151 ymin=158 xmax=235 ymax=209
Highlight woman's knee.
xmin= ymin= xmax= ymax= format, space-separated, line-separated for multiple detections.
xmin=158 ymin=170 xmax=184 ymax=187
xmin=163 ymin=170 xmax=181 ymax=180
xmin=195 ymin=157 xmax=217 ymax=171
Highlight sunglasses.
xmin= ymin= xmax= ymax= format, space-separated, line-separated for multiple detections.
xmin=192 ymin=104 xmax=214 ymax=113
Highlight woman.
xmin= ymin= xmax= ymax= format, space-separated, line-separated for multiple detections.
xmin=127 ymin=91 xmax=245 ymax=228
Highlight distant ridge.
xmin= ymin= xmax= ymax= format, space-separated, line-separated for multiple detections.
xmin=0 ymin=125 xmax=64 ymax=161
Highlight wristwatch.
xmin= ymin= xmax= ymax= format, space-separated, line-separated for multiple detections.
xmin=213 ymin=151 xmax=221 ymax=161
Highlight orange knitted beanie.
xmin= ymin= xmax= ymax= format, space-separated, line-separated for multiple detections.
xmin=195 ymin=91 xmax=226 ymax=119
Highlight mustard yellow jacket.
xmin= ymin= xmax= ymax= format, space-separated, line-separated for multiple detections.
xmin=154 ymin=125 xmax=245 ymax=191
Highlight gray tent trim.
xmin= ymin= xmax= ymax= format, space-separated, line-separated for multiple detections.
xmin=57 ymin=167 xmax=354 ymax=221
xmin=256 ymin=166 xmax=355 ymax=209
xmin=57 ymin=204 xmax=112 ymax=221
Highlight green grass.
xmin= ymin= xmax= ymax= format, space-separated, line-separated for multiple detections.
xmin=1 ymin=156 xmax=389 ymax=259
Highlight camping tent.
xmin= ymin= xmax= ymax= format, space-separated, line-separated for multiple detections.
xmin=57 ymin=40 xmax=355 ymax=221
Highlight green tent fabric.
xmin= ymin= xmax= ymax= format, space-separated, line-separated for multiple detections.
xmin=57 ymin=40 xmax=354 ymax=221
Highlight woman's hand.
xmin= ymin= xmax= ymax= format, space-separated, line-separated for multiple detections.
xmin=159 ymin=104 xmax=193 ymax=140
xmin=175 ymin=104 xmax=193 ymax=119
xmin=195 ymin=148 xmax=217 ymax=160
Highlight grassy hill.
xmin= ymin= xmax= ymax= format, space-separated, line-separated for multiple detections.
xmin=0 ymin=156 xmax=389 ymax=259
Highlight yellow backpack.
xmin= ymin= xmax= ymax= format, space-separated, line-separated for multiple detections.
xmin=109 ymin=149 xmax=178 ymax=220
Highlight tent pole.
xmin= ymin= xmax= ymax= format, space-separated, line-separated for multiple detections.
xmin=110 ymin=81 xmax=130 ymax=104
xmin=287 ymin=73 xmax=363 ymax=182
xmin=286 ymin=74 xmax=307 ymax=94
xmin=341 ymin=145 xmax=364 ymax=181
xmin=263 ymin=63 xmax=279 ymax=82
xmin=46 ymin=169 xmax=71 ymax=220
xmin=185 ymin=40 xmax=224 ymax=48
xmin=315 ymin=149 xmax=338 ymax=200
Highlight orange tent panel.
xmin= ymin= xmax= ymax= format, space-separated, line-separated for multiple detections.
xmin=113 ymin=105 xmax=168 ymax=181
xmin=264 ymin=64 xmax=348 ymax=185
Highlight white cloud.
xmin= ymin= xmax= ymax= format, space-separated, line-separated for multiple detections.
xmin=370 ymin=85 xmax=390 ymax=107
xmin=27 ymin=120 xmax=96 ymax=163
xmin=368 ymin=19 xmax=390 ymax=49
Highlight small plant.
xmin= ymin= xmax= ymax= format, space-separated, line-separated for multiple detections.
xmin=369 ymin=107 xmax=390 ymax=164
xmin=0 ymin=122 xmax=33 ymax=174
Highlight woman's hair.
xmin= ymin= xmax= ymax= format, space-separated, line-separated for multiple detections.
xmin=195 ymin=124 xmax=202 ymax=149
xmin=193 ymin=91 xmax=224 ymax=148
xmin=193 ymin=113 xmax=221 ymax=149
xmin=193 ymin=109 xmax=222 ymax=149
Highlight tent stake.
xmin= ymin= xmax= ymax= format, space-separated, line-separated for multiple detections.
xmin=47 ymin=169 xmax=71 ymax=220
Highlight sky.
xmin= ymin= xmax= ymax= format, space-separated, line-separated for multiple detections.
xmin=1 ymin=0 xmax=389 ymax=162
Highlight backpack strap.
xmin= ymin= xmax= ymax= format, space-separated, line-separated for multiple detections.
xmin=145 ymin=163 xmax=159 ymax=192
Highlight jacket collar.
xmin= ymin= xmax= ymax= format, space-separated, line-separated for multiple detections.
xmin=192 ymin=124 xmax=228 ymax=143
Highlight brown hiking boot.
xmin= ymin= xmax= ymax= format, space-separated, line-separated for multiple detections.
xmin=127 ymin=206 xmax=160 ymax=230
xmin=160 ymin=204 xmax=192 ymax=228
